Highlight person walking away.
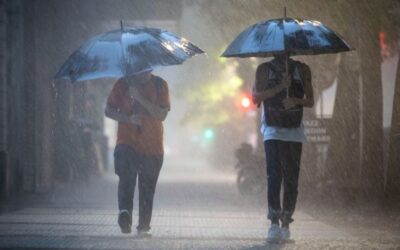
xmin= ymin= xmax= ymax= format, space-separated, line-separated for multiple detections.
xmin=252 ymin=53 xmax=314 ymax=243
xmin=105 ymin=70 xmax=170 ymax=237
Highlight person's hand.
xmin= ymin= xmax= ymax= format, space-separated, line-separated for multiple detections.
xmin=281 ymin=73 xmax=291 ymax=89
xmin=283 ymin=98 xmax=298 ymax=110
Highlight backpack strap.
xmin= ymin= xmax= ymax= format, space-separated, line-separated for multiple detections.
xmin=265 ymin=62 xmax=276 ymax=80
xmin=294 ymin=61 xmax=310 ymax=88
xmin=155 ymin=76 xmax=163 ymax=98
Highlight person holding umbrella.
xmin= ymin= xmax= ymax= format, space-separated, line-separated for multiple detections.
xmin=221 ymin=14 xmax=351 ymax=243
xmin=105 ymin=69 xmax=170 ymax=237
xmin=252 ymin=53 xmax=313 ymax=243
xmin=55 ymin=24 xmax=204 ymax=237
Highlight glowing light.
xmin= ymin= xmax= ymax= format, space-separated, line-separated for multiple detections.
xmin=241 ymin=97 xmax=251 ymax=108
xmin=295 ymin=20 xmax=305 ymax=26
xmin=162 ymin=42 xmax=175 ymax=52
xmin=204 ymin=128 xmax=215 ymax=140
xmin=218 ymin=57 xmax=227 ymax=64
xmin=309 ymin=20 xmax=322 ymax=26
xmin=228 ymin=76 xmax=243 ymax=88
xmin=175 ymin=38 xmax=189 ymax=50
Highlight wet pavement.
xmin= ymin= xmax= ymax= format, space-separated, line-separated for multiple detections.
xmin=0 ymin=158 xmax=399 ymax=249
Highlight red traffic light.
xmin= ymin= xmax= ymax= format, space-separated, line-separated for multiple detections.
xmin=236 ymin=93 xmax=253 ymax=112
xmin=241 ymin=96 xmax=251 ymax=108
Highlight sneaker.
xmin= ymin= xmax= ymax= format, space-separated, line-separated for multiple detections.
xmin=137 ymin=229 xmax=152 ymax=238
xmin=280 ymin=226 xmax=291 ymax=242
xmin=267 ymin=224 xmax=281 ymax=243
xmin=118 ymin=210 xmax=132 ymax=234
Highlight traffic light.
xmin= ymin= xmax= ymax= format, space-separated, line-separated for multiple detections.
xmin=237 ymin=93 xmax=253 ymax=112
xmin=241 ymin=96 xmax=251 ymax=109
xmin=200 ymin=127 xmax=216 ymax=149
xmin=203 ymin=128 xmax=215 ymax=141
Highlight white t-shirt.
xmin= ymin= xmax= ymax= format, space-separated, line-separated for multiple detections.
xmin=260 ymin=111 xmax=306 ymax=143
xmin=260 ymin=60 xmax=306 ymax=143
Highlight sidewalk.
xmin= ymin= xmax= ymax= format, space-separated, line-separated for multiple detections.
xmin=0 ymin=158 xmax=399 ymax=249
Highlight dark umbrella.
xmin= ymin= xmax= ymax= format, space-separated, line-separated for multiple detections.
xmin=55 ymin=23 xmax=204 ymax=82
xmin=221 ymin=12 xmax=351 ymax=100
xmin=221 ymin=13 xmax=352 ymax=97
xmin=221 ymin=18 xmax=352 ymax=58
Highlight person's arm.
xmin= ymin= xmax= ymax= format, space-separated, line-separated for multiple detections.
xmin=104 ymin=80 xmax=142 ymax=125
xmin=283 ymin=64 xmax=314 ymax=109
xmin=129 ymin=85 xmax=170 ymax=121
xmin=252 ymin=64 xmax=290 ymax=105
xmin=104 ymin=104 xmax=142 ymax=125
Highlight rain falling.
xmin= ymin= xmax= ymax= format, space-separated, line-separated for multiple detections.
xmin=0 ymin=1 xmax=399 ymax=249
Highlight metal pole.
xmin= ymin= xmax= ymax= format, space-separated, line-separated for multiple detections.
xmin=0 ymin=0 xmax=7 ymax=200
xmin=0 ymin=0 xmax=6 ymax=152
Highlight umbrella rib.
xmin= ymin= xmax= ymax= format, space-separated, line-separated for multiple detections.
xmin=259 ymin=22 xmax=271 ymax=54
xmin=150 ymin=31 xmax=184 ymax=65
xmin=316 ymin=24 xmax=350 ymax=53
xmin=297 ymin=19 xmax=313 ymax=54
xmin=77 ymin=32 xmax=114 ymax=82
xmin=270 ymin=21 xmax=281 ymax=54
xmin=71 ymin=37 xmax=98 ymax=82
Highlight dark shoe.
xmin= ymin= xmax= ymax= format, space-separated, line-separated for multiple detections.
xmin=118 ymin=210 xmax=132 ymax=234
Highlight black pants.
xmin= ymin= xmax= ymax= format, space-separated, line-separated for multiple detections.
xmin=114 ymin=144 xmax=163 ymax=231
xmin=264 ymin=140 xmax=302 ymax=226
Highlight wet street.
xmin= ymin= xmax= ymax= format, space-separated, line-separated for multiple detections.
xmin=0 ymin=158 xmax=399 ymax=250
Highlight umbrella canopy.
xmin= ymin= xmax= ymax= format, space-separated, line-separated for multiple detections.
xmin=55 ymin=27 xmax=204 ymax=82
xmin=221 ymin=18 xmax=352 ymax=58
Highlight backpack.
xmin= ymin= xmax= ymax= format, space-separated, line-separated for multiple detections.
xmin=261 ymin=59 xmax=306 ymax=128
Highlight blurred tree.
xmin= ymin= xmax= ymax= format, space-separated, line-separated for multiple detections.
xmin=381 ymin=0 xmax=400 ymax=196
xmin=358 ymin=0 xmax=384 ymax=195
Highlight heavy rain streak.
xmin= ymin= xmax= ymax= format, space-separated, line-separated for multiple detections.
xmin=0 ymin=1 xmax=399 ymax=249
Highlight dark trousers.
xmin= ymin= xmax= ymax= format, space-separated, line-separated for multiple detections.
xmin=114 ymin=144 xmax=163 ymax=231
xmin=264 ymin=140 xmax=302 ymax=226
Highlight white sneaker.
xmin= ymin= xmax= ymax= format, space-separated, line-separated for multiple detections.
xmin=137 ymin=229 xmax=152 ymax=238
xmin=267 ymin=224 xmax=281 ymax=243
xmin=280 ymin=226 xmax=290 ymax=242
